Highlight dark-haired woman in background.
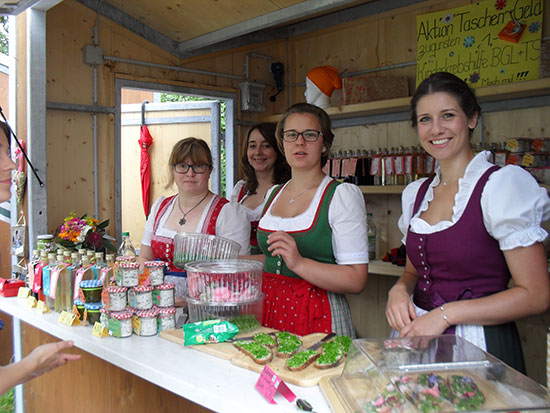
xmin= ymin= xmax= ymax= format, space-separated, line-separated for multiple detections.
xmin=385 ymin=72 xmax=550 ymax=372
xmin=231 ymin=123 xmax=290 ymax=254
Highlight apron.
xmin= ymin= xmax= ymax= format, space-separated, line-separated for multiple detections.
xmin=237 ymin=185 xmax=260 ymax=255
xmin=257 ymin=179 xmax=354 ymax=336
xmin=150 ymin=194 xmax=228 ymax=297
xmin=407 ymin=166 xmax=525 ymax=373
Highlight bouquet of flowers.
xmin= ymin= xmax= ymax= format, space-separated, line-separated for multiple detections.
xmin=54 ymin=212 xmax=116 ymax=252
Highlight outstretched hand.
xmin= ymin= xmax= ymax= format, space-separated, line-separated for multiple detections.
xmin=22 ymin=340 xmax=81 ymax=382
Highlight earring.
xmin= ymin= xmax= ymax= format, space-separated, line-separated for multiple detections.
xmin=322 ymin=146 xmax=327 ymax=152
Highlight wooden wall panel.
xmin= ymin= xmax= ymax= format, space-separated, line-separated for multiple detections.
xmin=20 ymin=322 xmax=211 ymax=412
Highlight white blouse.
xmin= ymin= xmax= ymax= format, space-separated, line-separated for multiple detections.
xmin=259 ymin=175 xmax=369 ymax=265
xmin=399 ymin=151 xmax=550 ymax=250
xmin=230 ymin=179 xmax=265 ymax=223
xmin=142 ymin=194 xmax=251 ymax=255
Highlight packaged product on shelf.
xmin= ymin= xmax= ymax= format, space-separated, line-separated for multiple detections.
xmin=79 ymin=279 xmax=103 ymax=303
xmin=52 ymin=254 xmax=72 ymax=312
xmin=109 ymin=310 xmax=133 ymax=338
xmin=342 ymin=75 xmax=408 ymax=105
xmin=116 ymin=262 xmax=140 ymax=287
xmin=84 ymin=302 xmax=102 ymax=325
xmin=92 ymin=252 xmax=105 ymax=279
xmin=143 ymin=261 xmax=165 ymax=286
xmin=99 ymin=254 xmax=115 ymax=286
xmin=156 ymin=306 xmax=176 ymax=332
xmin=73 ymin=298 xmax=85 ymax=319
xmin=370 ymin=149 xmax=382 ymax=186
xmin=133 ymin=308 xmax=158 ymax=336
xmin=100 ymin=307 xmax=110 ymax=329
xmin=104 ymin=286 xmax=128 ymax=311
xmin=130 ymin=285 xmax=153 ymax=310
xmin=153 ymin=282 xmax=175 ymax=307
xmin=73 ymin=255 xmax=93 ymax=300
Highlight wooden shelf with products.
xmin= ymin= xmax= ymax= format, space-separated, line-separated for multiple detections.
xmin=263 ymin=77 xmax=550 ymax=123
xmin=359 ymin=185 xmax=405 ymax=195
xmin=368 ymin=260 xmax=403 ymax=277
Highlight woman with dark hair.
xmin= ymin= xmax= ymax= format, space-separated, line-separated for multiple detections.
xmin=138 ymin=137 xmax=250 ymax=300
xmin=230 ymin=123 xmax=290 ymax=254
xmin=385 ymin=72 xmax=550 ymax=372
xmin=255 ymin=103 xmax=368 ymax=337
xmin=0 ymin=121 xmax=81 ymax=394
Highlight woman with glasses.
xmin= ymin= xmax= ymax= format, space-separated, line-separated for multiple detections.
xmin=230 ymin=123 xmax=290 ymax=255
xmin=138 ymin=137 xmax=250 ymax=300
xmin=255 ymin=103 xmax=369 ymax=337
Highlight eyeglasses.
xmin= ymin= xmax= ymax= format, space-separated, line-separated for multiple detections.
xmin=173 ymin=163 xmax=210 ymax=174
xmin=282 ymin=129 xmax=323 ymax=142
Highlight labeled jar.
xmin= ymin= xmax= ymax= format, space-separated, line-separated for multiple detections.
xmin=156 ymin=306 xmax=176 ymax=332
xmin=109 ymin=310 xmax=133 ymax=338
xmin=153 ymin=282 xmax=175 ymax=307
xmin=74 ymin=298 xmax=85 ymax=319
xmin=144 ymin=261 xmax=165 ymax=286
xmin=100 ymin=307 xmax=110 ymax=329
xmin=130 ymin=285 xmax=153 ymax=310
xmin=37 ymin=234 xmax=54 ymax=251
xmin=80 ymin=279 xmax=103 ymax=303
xmin=117 ymin=262 xmax=140 ymax=287
xmin=84 ymin=302 xmax=102 ymax=326
xmin=105 ymin=286 xmax=128 ymax=311
xmin=133 ymin=308 xmax=158 ymax=337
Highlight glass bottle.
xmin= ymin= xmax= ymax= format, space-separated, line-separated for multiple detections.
xmin=43 ymin=253 xmax=58 ymax=309
xmin=54 ymin=253 xmax=72 ymax=313
xmin=367 ymin=213 xmax=377 ymax=261
xmin=73 ymin=255 xmax=93 ymax=301
xmin=68 ymin=252 xmax=81 ymax=304
xmin=118 ymin=232 xmax=137 ymax=258
xmin=92 ymin=252 xmax=105 ymax=280
xmin=27 ymin=249 xmax=40 ymax=290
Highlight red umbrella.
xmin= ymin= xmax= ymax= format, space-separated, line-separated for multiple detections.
xmin=139 ymin=101 xmax=153 ymax=216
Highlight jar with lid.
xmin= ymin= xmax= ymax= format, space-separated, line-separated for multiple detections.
xmin=84 ymin=302 xmax=102 ymax=326
xmin=153 ymin=282 xmax=175 ymax=307
xmin=144 ymin=261 xmax=165 ymax=286
xmin=74 ymin=298 xmax=85 ymax=319
xmin=133 ymin=308 xmax=158 ymax=336
xmin=109 ymin=310 xmax=133 ymax=338
xmin=116 ymin=262 xmax=140 ymax=287
xmin=36 ymin=234 xmax=54 ymax=252
xmin=130 ymin=285 xmax=153 ymax=310
xmin=104 ymin=286 xmax=128 ymax=311
xmin=156 ymin=306 xmax=176 ymax=332
xmin=100 ymin=307 xmax=110 ymax=329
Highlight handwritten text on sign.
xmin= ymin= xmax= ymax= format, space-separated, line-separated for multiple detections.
xmin=416 ymin=0 xmax=543 ymax=87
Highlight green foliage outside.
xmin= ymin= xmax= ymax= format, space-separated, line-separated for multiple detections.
xmin=0 ymin=17 xmax=8 ymax=56
xmin=159 ymin=93 xmax=227 ymax=197
xmin=0 ymin=388 xmax=14 ymax=412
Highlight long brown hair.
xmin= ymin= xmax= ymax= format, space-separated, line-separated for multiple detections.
xmin=240 ymin=123 xmax=290 ymax=195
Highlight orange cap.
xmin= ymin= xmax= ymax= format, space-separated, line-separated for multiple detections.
xmin=306 ymin=66 xmax=342 ymax=96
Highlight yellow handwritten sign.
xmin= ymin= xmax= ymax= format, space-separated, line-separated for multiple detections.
xmin=92 ymin=322 xmax=109 ymax=338
xmin=416 ymin=0 xmax=543 ymax=87
xmin=58 ymin=310 xmax=80 ymax=326
xmin=17 ymin=287 xmax=30 ymax=299
xmin=26 ymin=296 xmax=37 ymax=308
xmin=36 ymin=300 xmax=50 ymax=314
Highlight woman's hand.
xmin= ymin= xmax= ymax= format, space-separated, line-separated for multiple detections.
xmin=386 ymin=282 xmax=416 ymax=332
xmin=398 ymin=308 xmax=449 ymax=338
xmin=21 ymin=341 xmax=81 ymax=382
xmin=266 ymin=231 xmax=304 ymax=272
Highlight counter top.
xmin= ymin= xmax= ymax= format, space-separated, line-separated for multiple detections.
xmin=0 ymin=296 xmax=332 ymax=413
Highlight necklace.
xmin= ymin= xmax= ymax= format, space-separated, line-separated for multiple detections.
xmin=177 ymin=193 xmax=209 ymax=225
xmin=288 ymin=186 xmax=310 ymax=204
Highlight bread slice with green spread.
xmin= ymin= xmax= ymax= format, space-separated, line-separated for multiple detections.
xmin=253 ymin=332 xmax=277 ymax=348
xmin=275 ymin=331 xmax=303 ymax=359
xmin=333 ymin=335 xmax=352 ymax=355
xmin=314 ymin=340 xmax=345 ymax=369
xmin=233 ymin=341 xmax=273 ymax=365
xmin=286 ymin=349 xmax=320 ymax=371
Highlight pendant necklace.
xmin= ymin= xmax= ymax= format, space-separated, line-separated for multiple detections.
xmin=177 ymin=193 xmax=209 ymax=225
xmin=288 ymin=186 xmax=310 ymax=204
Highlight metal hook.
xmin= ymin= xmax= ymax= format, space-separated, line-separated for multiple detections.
xmin=141 ymin=100 xmax=149 ymax=126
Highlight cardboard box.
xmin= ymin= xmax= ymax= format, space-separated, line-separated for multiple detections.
xmin=343 ymin=76 xmax=409 ymax=105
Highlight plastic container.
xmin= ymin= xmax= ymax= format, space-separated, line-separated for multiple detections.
xmin=133 ymin=308 xmax=158 ymax=336
xmin=105 ymin=286 xmax=128 ymax=311
xmin=84 ymin=302 xmax=102 ymax=325
xmin=144 ymin=261 xmax=165 ymax=286
xmin=186 ymin=292 xmax=264 ymax=332
xmin=129 ymin=285 xmax=153 ymax=310
xmin=156 ymin=306 xmax=176 ymax=332
xmin=173 ymin=233 xmax=240 ymax=269
xmin=109 ymin=310 xmax=133 ymax=338
xmin=80 ymin=279 xmax=103 ymax=303
xmin=116 ymin=262 xmax=140 ymax=287
xmin=185 ymin=259 xmax=263 ymax=303
xmin=118 ymin=231 xmax=136 ymax=257
xmin=153 ymin=283 xmax=175 ymax=307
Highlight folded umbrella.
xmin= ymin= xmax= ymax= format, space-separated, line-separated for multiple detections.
xmin=139 ymin=100 xmax=153 ymax=216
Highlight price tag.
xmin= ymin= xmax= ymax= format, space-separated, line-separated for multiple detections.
xmin=58 ymin=310 xmax=80 ymax=326
xmin=82 ymin=309 xmax=88 ymax=326
xmin=17 ymin=287 xmax=30 ymax=299
xmin=36 ymin=300 xmax=50 ymax=314
xmin=92 ymin=322 xmax=109 ymax=337
xmin=255 ymin=365 xmax=296 ymax=405
xmin=521 ymin=153 xmax=535 ymax=167
xmin=72 ymin=304 xmax=81 ymax=320
xmin=26 ymin=296 xmax=37 ymax=308
xmin=101 ymin=288 xmax=110 ymax=307
xmin=139 ymin=268 xmax=150 ymax=286
xmin=132 ymin=315 xmax=141 ymax=335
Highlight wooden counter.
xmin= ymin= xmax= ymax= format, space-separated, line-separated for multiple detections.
xmin=0 ymin=297 xmax=331 ymax=413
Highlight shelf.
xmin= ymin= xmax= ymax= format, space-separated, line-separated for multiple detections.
xmin=263 ymin=77 xmax=550 ymax=123
xmin=368 ymin=260 xmax=403 ymax=277
xmin=359 ymin=185 xmax=405 ymax=195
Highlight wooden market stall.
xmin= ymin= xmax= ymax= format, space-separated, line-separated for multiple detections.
xmin=1 ymin=0 xmax=549 ymax=410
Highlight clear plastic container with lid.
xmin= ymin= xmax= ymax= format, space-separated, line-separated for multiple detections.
xmin=153 ymin=282 xmax=175 ymax=307
xmin=133 ymin=308 xmax=158 ymax=336
xmin=109 ymin=310 xmax=133 ymax=338
xmin=116 ymin=262 xmax=140 ymax=287
xmin=156 ymin=306 xmax=176 ymax=332
xmin=129 ymin=285 xmax=153 ymax=310
xmin=104 ymin=285 xmax=128 ymax=311
xmin=173 ymin=233 xmax=240 ymax=269
xmin=144 ymin=261 xmax=165 ymax=286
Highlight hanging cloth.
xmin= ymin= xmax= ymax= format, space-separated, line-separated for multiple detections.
xmin=139 ymin=101 xmax=153 ymax=216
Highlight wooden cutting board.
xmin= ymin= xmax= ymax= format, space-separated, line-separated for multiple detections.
xmin=159 ymin=327 xmax=344 ymax=387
